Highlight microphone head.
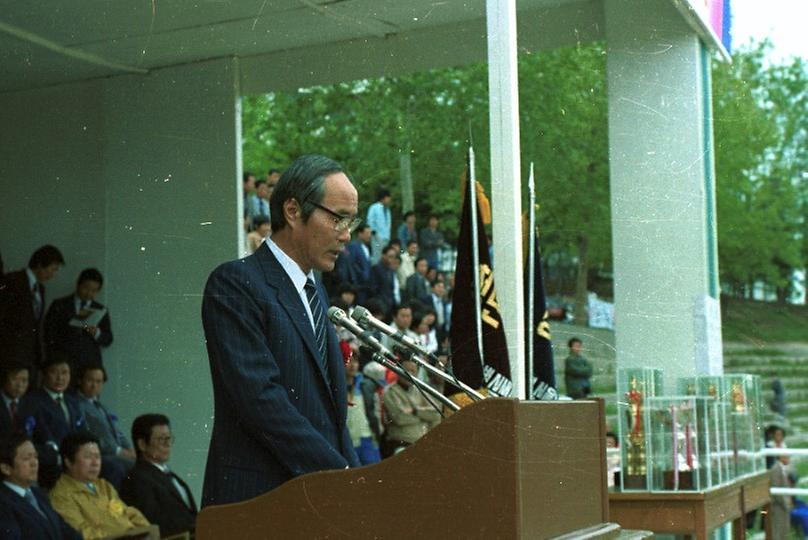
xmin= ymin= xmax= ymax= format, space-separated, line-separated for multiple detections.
xmin=351 ymin=305 xmax=370 ymax=324
xmin=326 ymin=306 xmax=347 ymax=323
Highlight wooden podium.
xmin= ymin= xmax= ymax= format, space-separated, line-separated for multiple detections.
xmin=197 ymin=398 xmax=623 ymax=539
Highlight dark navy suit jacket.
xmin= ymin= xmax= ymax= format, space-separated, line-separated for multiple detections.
xmin=0 ymin=484 xmax=81 ymax=540
xmin=0 ymin=270 xmax=45 ymax=371
xmin=25 ymin=389 xmax=85 ymax=446
xmin=201 ymin=243 xmax=359 ymax=507
xmin=44 ymin=295 xmax=113 ymax=371
xmin=346 ymin=240 xmax=372 ymax=302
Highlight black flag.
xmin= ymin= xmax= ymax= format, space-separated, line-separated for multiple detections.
xmin=448 ymin=173 xmax=511 ymax=403
xmin=526 ymin=229 xmax=557 ymax=400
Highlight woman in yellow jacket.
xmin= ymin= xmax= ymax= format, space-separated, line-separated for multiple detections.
xmin=49 ymin=431 xmax=152 ymax=539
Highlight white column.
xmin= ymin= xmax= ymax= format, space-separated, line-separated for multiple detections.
xmin=604 ymin=0 xmax=722 ymax=389
xmin=486 ymin=0 xmax=525 ymax=398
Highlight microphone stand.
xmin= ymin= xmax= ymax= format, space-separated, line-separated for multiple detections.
xmin=351 ymin=306 xmax=486 ymax=402
xmin=366 ymin=350 xmax=460 ymax=413
xmin=327 ymin=307 xmax=460 ymax=412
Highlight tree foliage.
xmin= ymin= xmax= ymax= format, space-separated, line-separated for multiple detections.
xmin=242 ymin=44 xmax=610 ymax=300
xmin=241 ymin=39 xmax=806 ymax=303
xmin=712 ymin=42 xmax=808 ymax=299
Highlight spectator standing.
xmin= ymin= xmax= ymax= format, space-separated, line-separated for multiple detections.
xmin=345 ymin=356 xmax=381 ymax=465
xmin=380 ymin=304 xmax=417 ymax=354
xmin=44 ymin=268 xmax=113 ymax=376
xmin=242 ymin=171 xmax=256 ymax=231
xmin=420 ymin=215 xmax=445 ymax=270
xmin=265 ymin=168 xmax=281 ymax=200
xmin=345 ymin=224 xmax=373 ymax=303
xmin=397 ymin=240 xmax=418 ymax=288
xmin=564 ymin=337 xmax=592 ymax=399
xmin=48 ymin=432 xmax=152 ymax=540
xmin=370 ymin=245 xmax=401 ymax=313
xmin=0 ymin=245 xmax=65 ymax=373
xmin=120 ymin=414 xmax=197 ymax=538
xmin=0 ymin=432 xmax=82 ymax=540
xmin=246 ymin=215 xmax=272 ymax=254
xmin=424 ymin=280 xmax=448 ymax=342
xmin=381 ymin=358 xmax=441 ymax=458
xmin=770 ymin=453 xmax=793 ymax=540
xmin=405 ymin=257 xmax=431 ymax=304
xmin=74 ymin=366 xmax=134 ymax=489
xmin=396 ymin=211 xmax=417 ymax=249
xmin=247 ymin=179 xmax=271 ymax=224
xmin=366 ymin=188 xmax=392 ymax=264
xmin=770 ymin=374 xmax=786 ymax=420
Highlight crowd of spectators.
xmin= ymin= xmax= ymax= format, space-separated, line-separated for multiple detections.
xmin=0 ymin=246 xmax=196 ymax=539
xmin=0 ymin=173 xmax=458 ymax=538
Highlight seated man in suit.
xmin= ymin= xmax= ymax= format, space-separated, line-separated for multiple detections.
xmin=0 ymin=432 xmax=81 ymax=540
xmin=120 ymin=414 xmax=197 ymax=536
xmin=44 ymin=268 xmax=113 ymax=375
xmin=201 ymin=154 xmax=360 ymax=506
xmin=27 ymin=354 xmax=85 ymax=489
xmin=1 ymin=364 xmax=36 ymax=440
xmin=49 ymin=431 xmax=152 ymax=540
xmin=74 ymin=365 xmax=134 ymax=489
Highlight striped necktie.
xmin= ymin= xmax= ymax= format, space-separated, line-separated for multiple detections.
xmin=304 ymin=279 xmax=329 ymax=381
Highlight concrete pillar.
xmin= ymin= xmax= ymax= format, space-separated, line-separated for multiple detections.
xmin=604 ymin=0 xmax=722 ymax=389
xmin=486 ymin=0 xmax=526 ymax=398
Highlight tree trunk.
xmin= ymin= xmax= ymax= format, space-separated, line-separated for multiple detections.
xmin=574 ymin=234 xmax=589 ymax=326
xmin=399 ymin=148 xmax=414 ymax=214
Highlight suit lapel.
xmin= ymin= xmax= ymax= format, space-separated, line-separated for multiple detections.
xmin=254 ymin=245 xmax=337 ymax=411
xmin=2 ymin=486 xmax=56 ymax=538
xmin=34 ymin=488 xmax=62 ymax=539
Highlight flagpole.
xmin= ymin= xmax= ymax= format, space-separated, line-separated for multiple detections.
xmin=526 ymin=162 xmax=536 ymax=400
xmin=468 ymin=146 xmax=485 ymax=366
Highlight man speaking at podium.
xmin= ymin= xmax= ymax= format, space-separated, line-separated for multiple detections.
xmin=201 ymin=155 xmax=361 ymax=506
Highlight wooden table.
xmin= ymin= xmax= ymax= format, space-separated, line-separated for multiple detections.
xmin=609 ymin=471 xmax=771 ymax=540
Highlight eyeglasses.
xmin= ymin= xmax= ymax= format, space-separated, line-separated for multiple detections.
xmin=307 ymin=201 xmax=361 ymax=233
xmin=154 ymin=435 xmax=175 ymax=445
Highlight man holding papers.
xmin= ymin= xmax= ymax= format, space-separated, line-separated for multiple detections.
xmin=45 ymin=268 xmax=113 ymax=374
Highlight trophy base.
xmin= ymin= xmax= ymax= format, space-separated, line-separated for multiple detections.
xmin=663 ymin=470 xmax=694 ymax=490
xmin=622 ymin=474 xmax=647 ymax=490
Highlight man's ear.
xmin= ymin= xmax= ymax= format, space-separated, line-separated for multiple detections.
xmin=283 ymin=198 xmax=301 ymax=227
xmin=136 ymin=438 xmax=147 ymax=454
xmin=0 ymin=462 xmax=12 ymax=477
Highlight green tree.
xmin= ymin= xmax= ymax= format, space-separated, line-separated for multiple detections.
xmin=713 ymin=43 xmax=807 ymax=300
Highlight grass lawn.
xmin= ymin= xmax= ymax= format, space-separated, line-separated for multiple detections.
xmin=722 ymin=296 xmax=808 ymax=344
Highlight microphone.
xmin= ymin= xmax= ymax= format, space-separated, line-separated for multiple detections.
xmin=327 ymin=306 xmax=391 ymax=359
xmin=350 ymin=305 xmax=485 ymax=403
xmin=327 ymin=306 xmax=460 ymax=412
xmin=350 ymin=305 xmax=421 ymax=351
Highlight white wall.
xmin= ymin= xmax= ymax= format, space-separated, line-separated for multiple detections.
xmin=0 ymin=80 xmax=106 ymax=299
xmin=101 ymin=57 xmax=241 ymax=499
xmin=0 ymin=57 xmax=240 ymax=501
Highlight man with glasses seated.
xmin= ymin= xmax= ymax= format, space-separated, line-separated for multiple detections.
xmin=201 ymin=154 xmax=361 ymax=507
xmin=120 ymin=414 xmax=197 ymax=537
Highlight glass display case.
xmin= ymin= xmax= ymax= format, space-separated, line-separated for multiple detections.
xmin=617 ymin=367 xmax=663 ymax=491
xmin=646 ymin=395 xmax=725 ymax=491
xmin=721 ymin=374 xmax=765 ymax=477
xmin=677 ymin=376 xmax=731 ymax=486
